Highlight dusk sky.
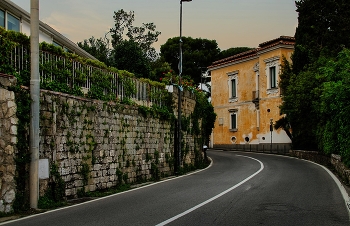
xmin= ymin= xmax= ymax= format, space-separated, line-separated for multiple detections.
xmin=10 ymin=0 xmax=298 ymax=52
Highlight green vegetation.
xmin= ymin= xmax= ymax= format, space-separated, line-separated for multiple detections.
xmin=38 ymin=164 xmax=66 ymax=209
xmin=278 ymin=0 xmax=350 ymax=166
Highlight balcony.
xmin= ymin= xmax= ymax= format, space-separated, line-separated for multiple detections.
xmin=252 ymin=90 xmax=259 ymax=108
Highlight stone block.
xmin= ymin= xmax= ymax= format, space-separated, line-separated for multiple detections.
xmin=0 ymin=139 xmax=5 ymax=149
xmin=6 ymin=165 xmax=15 ymax=175
xmin=4 ymin=145 xmax=14 ymax=155
xmin=93 ymin=178 xmax=100 ymax=184
xmin=65 ymin=189 xmax=73 ymax=196
xmin=107 ymin=182 xmax=113 ymax=188
xmin=89 ymin=185 xmax=96 ymax=192
xmin=10 ymin=136 xmax=17 ymax=145
xmin=0 ymin=200 xmax=4 ymax=212
xmin=4 ymin=189 xmax=15 ymax=203
xmin=74 ymin=180 xmax=83 ymax=187
xmin=5 ymin=106 xmax=16 ymax=118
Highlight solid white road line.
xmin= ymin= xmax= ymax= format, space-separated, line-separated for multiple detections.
xmin=300 ymin=159 xmax=350 ymax=220
xmin=156 ymin=155 xmax=264 ymax=226
xmin=0 ymin=158 xmax=214 ymax=225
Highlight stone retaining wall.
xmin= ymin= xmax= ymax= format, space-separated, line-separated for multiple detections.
xmin=330 ymin=154 xmax=350 ymax=185
xmin=290 ymin=150 xmax=350 ymax=185
xmin=38 ymin=88 xmax=197 ymax=198
xmin=0 ymin=76 xmax=200 ymax=212
xmin=0 ymin=74 xmax=17 ymax=213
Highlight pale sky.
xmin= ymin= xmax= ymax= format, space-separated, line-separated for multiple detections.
xmin=10 ymin=0 xmax=298 ymax=52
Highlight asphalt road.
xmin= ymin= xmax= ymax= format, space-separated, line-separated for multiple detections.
xmin=2 ymin=150 xmax=349 ymax=226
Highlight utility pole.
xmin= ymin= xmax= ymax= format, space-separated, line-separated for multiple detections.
xmin=30 ymin=0 xmax=40 ymax=209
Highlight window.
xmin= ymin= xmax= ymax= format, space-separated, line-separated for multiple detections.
xmin=227 ymin=70 xmax=238 ymax=102
xmin=270 ymin=66 xmax=276 ymax=88
xmin=231 ymin=78 xmax=236 ymax=98
xmin=230 ymin=113 xmax=237 ymax=131
xmin=53 ymin=41 xmax=63 ymax=48
xmin=264 ymin=56 xmax=280 ymax=93
xmin=7 ymin=13 xmax=20 ymax=32
xmin=0 ymin=9 xmax=4 ymax=28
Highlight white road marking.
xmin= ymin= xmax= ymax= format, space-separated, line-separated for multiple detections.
xmin=298 ymin=159 xmax=350 ymax=220
xmin=0 ymin=158 xmax=214 ymax=225
xmin=156 ymin=155 xmax=264 ymax=226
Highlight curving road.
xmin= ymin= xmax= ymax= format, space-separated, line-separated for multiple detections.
xmin=2 ymin=150 xmax=349 ymax=226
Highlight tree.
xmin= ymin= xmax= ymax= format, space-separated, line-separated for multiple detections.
xmin=110 ymin=9 xmax=134 ymax=48
xmin=292 ymin=0 xmax=350 ymax=74
xmin=316 ymin=49 xmax=350 ymax=165
xmin=149 ymin=58 xmax=173 ymax=82
xmin=279 ymin=62 xmax=321 ymax=150
xmin=113 ymin=40 xmax=151 ymax=78
xmin=217 ymin=47 xmax=253 ymax=60
xmin=160 ymin=37 xmax=220 ymax=84
xmin=110 ymin=9 xmax=161 ymax=61
xmin=77 ymin=36 xmax=111 ymax=66
xmin=279 ymin=0 xmax=350 ymax=153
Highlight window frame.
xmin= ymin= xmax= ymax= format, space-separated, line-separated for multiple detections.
xmin=227 ymin=70 xmax=239 ymax=103
xmin=230 ymin=112 xmax=238 ymax=132
xmin=269 ymin=66 xmax=276 ymax=89
xmin=7 ymin=12 xmax=20 ymax=32
xmin=231 ymin=78 xmax=237 ymax=98
xmin=0 ymin=9 xmax=5 ymax=28
xmin=229 ymin=109 xmax=238 ymax=132
xmin=264 ymin=56 xmax=280 ymax=94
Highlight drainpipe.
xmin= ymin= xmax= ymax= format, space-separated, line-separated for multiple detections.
xmin=30 ymin=0 xmax=40 ymax=209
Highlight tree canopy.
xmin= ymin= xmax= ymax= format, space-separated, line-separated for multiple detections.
xmin=110 ymin=9 xmax=161 ymax=61
xmin=113 ymin=40 xmax=151 ymax=78
xmin=160 ymin=37 xmax=252 ymax=84
xmin=77 ymin=36 xmax=111 ymax=66
xmin=160 ymin=37 xmax=220 ymax=84
xmin=217 ymin=47 xmax=253 ymax=60
xmin=78 ymin=9 xmax=161 ymax=78
xmin=292 ymin=0 xmax=350 ymax=74
xmin=78 ymin=10 xmax=251 ymax=83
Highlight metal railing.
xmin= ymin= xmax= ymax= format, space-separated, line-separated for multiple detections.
xmin=213 ymin=143 xmax=291 ymax=155
xmin=5 ymin=43 xmax=166 ymax=107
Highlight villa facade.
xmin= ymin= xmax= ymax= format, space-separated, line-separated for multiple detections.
xmin=208 ymin=36 xmax=295 ymax=151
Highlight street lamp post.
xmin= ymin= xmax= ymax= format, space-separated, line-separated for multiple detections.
xmin=176 ymin=0 xmax=192 ymax=174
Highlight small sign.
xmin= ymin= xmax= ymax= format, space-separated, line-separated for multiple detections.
xmin=39 ymin=159 xmax=49 ymax=179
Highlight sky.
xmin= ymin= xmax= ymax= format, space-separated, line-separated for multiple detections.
xmin=10 ymin=0 xmax=298 ymax=52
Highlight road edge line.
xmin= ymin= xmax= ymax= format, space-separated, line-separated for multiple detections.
xmin=0 ymin=158 xmax=214 ymax=225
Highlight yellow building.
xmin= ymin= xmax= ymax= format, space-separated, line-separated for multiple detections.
xmin=208 ymin=36 xmax=295 ymax=152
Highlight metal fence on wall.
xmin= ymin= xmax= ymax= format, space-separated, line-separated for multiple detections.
xmin=6 ymin=44 xmax=166 ymax=107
